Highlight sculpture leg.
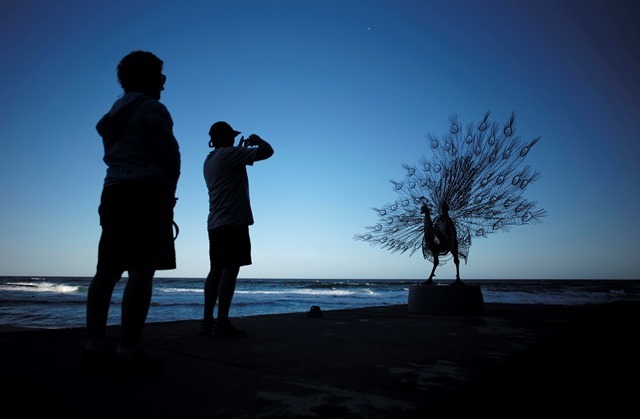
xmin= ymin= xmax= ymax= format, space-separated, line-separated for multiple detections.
xmin=424 ymin=256 xmax=438 ymax=285
xmin=452 ymin=252 xmax=463 ymax=285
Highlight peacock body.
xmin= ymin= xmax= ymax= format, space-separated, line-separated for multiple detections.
xmin=355 ymin=112 xmax=547 ymax=282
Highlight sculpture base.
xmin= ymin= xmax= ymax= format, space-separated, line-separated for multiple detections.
xmin=408 ymin=283 xmax=485 ymax=316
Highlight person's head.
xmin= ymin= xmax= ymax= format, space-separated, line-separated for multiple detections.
xmin=117 ymin=50 xmax=165 ymax=100
xmin=208 ymin=121 xmax=241 ymax=148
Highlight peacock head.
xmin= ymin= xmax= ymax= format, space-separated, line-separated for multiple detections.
xmin=420 ymin=196 xmax=430 ymax=214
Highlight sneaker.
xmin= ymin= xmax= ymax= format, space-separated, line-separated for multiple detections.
xmin=212 ymin=319 xmax=247 ymax=339
xmin=114 ymin=348 xmax=164 ymax=377
xmin=79 ymin=346 xmax=116 ymax=374
xmin=198 ymin=319 xmax=216 ymax=336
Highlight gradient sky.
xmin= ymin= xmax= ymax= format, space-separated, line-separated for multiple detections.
xmin=1 ymin=0 xmax=639 ymax=280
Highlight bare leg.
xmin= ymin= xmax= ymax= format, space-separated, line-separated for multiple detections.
xmin=86 ymin=268 xmax=123 ymax=346
xmin=203 ymin=266 xmax=222 ymax=323
xmin=216 ymin=266 xmax=240 ymax=321
xmin=120 ymin=268 xmax=155 ymax=349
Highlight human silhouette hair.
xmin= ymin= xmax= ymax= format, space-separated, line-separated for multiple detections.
xmin=117 ymin=50 xmax=164 ymax=94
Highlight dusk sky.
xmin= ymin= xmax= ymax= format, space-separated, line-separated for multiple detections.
xmin=1 ymin=0 xmax=638 ymax=280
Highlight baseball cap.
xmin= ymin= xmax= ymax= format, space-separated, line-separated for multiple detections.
xmin=209 ymin=121 xmax=241 ymax=140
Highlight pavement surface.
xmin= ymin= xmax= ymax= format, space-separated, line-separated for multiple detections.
xmin=1 ymin=301 xmax=638 ymax=418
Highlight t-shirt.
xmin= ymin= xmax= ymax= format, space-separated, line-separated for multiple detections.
xmin=203 ymin=146 xmax=259 ymax=230
xmin=97 ymin=92 xmax=181 ymax=192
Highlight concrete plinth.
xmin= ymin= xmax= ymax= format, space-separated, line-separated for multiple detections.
xmin=408 ymin=283 xmax=485 ymax=315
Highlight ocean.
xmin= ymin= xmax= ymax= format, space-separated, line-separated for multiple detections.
xmin=1 ymin=277 xmax=639 ymax=329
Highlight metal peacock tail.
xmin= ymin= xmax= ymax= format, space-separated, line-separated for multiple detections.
xmin=354 ymin=111 xmax=547 ymax=271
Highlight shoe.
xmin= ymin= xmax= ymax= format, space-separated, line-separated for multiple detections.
xmin=114 ymin=348 xmax=164 ymax=377
xmin=212 ymin=319 xmax=247 ymax=339
xmin=198 ymin=319 xmax=216 ymax=336
xmin=79 ymin=346 xmax=116 ymax=374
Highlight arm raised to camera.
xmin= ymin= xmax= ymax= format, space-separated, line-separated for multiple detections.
xmin=246 ymin=134 xmax=274 ymax=161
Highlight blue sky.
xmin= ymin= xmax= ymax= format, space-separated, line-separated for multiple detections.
xmin=1 ymin=0 xmax=638 ymax=280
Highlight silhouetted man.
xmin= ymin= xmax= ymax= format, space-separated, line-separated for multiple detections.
xmin=201 ymin=121 xmax=273 ymax=338
xmin=82 ymin=50 xmax=180 ymax=374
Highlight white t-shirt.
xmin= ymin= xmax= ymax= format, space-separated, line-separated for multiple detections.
xmin=98 ymin=92 xmax=180 ymax=191
xmin=203 ymin=146 xmax=259 ymax=230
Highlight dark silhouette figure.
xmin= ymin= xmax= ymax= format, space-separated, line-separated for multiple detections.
xmin=82 ymin=51 xmax=180 ymax=375
xmin=421 ymin=199 xmax=464 ymax=284
xmin=355 ymin=112 xmax=546 ymax=281
xmin=201 ymin=121 xmax=273 ymax=338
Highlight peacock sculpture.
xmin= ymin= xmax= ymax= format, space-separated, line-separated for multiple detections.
xmin=355 ymin=112 xmax=547 ymax=284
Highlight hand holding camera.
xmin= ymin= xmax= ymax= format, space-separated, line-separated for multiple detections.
xmin=239 ymin=134 xmax=262 ymax=148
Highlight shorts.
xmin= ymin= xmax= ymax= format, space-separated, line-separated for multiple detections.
xmin=97 ymin=181 xmax=176 ymax=271
xmin=208 ymin=225 xmax=252 ymax=268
